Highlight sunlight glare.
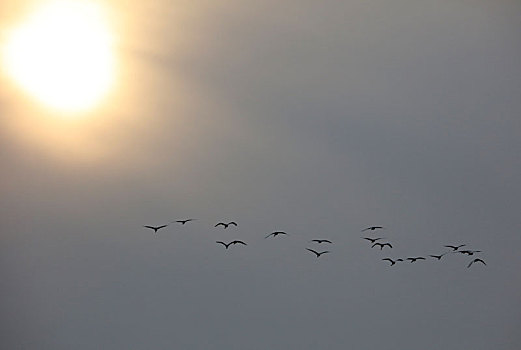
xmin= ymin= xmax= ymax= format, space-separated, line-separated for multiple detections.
xmin=2 ymin=1 xmax=115 ymax=113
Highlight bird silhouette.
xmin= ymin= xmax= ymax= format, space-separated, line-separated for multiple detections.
xmin=306 ymin=248 xmax=330 ymax=258
xmin=215 ymin=221 xmax=238 ymax=229
xmin=467 ymin=258 xmax=486 ymax=268
xmin=311 ymin=239 xmax=332 ymax=244
xmin=143 ymin=224 xmax=169 ymax=233
xmin=371 ymin=242 xmax=393 ymax=250
xmin=173 ymin=219 xmax=195 ymax=225
xmin=382 ymin=258 xmax=403 ymax=266
xmin=362 ymin=226 xmax=384 ymax=232
xmin=216 ymin=240 xmax=246 ymax=249
xmin=458 ymin=250 xmax=482 ymax=256
xmin=429 ymin=253 xmax=447 ymax=260
xmin=362 ymin=237 xmax=385 ymax=244
xmin=266 ymin=231 xmax=288 ymax=238
xmin=406 ymin=257 xmax=426 ymax=263
xmin=444 ymin=244 xmax=466 ymax=251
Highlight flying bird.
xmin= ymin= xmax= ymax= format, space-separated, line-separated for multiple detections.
xmin=467 ymin=258 xmax=486 ymax=268
xmin=429 ymin=253 xmax=447 ymax=260
xmin=266 ymin=231 xmax=288 ymax=238
xmin=173 ymin=219 xmax=196 ymax=225
xmin=406 ymin=257 xmax=426 ymax=263
xmin=458 ymin=250 xmax=482 ymax=256
xmin=371 ymin=242 xmax=393 ymax=250
xmin=215 ymin=221 xmax=238 ymax=229
xmin=306 ymin=248 xmax=330 ymax=258
xmin=362 ymin=237 xmax=385 ymax=244
xmin=444 ymin=244 xmax=466 ymax=251
xmin=362 ymin=226 xmax=384 ymax=232
xmin=143 ymin=224 xmax=169 ymax=233
xmin=382 ymin=258 xmax=403 ymax=266
xmin=311 ymin=239 xmax=332 ymax=244
xmin=216 ymin=240 xmax=247 ymax=249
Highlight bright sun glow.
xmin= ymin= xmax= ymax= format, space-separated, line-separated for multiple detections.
xmin=2 ymin=1 xmax=115 ymax=113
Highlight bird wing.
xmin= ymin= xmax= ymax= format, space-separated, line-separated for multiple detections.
xmin=265 ymin=233 xmax=274 ymax=238
xmin=371 ymin=243 xmax=379 ymax=248
xmin=229 ymin=222 xmax=238 ymax=226
xmin=233 ymin=240 xmax=247 ymax=245
xmin=216 ymin=241 xmax=227 ymax=247
xmin=306 ymin=248 xmax=319 ymax=257
xmin=143 ymin=225 xmax=155 ymax=230
xmin=323 ymin=240 xmax=332 ymax=244
xmin=384 ymin=243 xmax=393 ymax=248
xmin=215 ymin=223 xmax=225 ymax=227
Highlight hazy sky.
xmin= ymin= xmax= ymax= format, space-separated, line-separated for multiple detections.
xmin=1 ymin=0 xmax=521 ymax=349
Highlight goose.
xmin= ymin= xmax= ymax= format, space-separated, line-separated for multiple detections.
xmin=311 ymin=239 xmax=332 ymax=244
xmin=266 ymin=231 xmax=288 ymax=238
xmin=371 ymin=242 xmax=393 ymax=250
xmin=215 ymin=221 xmax=238 ymax=229
xmin=143 ymin=224 xmax=169 ymax=233
xmin=306 ymin=248 xmax=330 ymax=258
xmin=444 ymin=244 xmax=466 ymax=251
xmin=467 ymin=258 xmax=486 ymax=268
xmin=362 ymin=226 xmax=384 ymax=232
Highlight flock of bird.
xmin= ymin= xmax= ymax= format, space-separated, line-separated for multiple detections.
xmin=360 ymin=227 xmax=486 ymax=268
xmin=143 ymin=221 xmax=486 ymax=268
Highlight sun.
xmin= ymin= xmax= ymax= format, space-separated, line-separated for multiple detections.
xmin=2 ymin=1 xmax=115 ymax=113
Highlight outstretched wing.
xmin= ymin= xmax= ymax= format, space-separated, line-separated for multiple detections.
xmin=232 ymin=240 xmax=247 ymax=245
xmin=215 ymin=223 xmax=226 ymax=227
xmin=228 ymin=221 xmax=238 ymax=226
xmin=306 ymin=248 xmax=320 ymax=257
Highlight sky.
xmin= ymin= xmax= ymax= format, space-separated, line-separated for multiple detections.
xmin=1 ymin=0 xmax=521 ymax=349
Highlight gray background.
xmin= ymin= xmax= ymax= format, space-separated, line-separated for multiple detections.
xmin=1 ymin=0 xmax=520 ymax=349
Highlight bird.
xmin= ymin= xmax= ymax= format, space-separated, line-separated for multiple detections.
xmin=216 ymin=241 xmax=232 ymax=249
xmin=306 ymin=248 xmax=330 ymax=258
xmin=371 ymin=242 xmax=393 ymax=250
xmin=458 ymin=250 xmax=482 ymax=256
xmin=143 ymin=224 xmax=169 ymax=233
xmin=266 ymin=231 xmax=288 ymax=238
xmin=230 ymin=240 xmax=247 ymax=246
xmin=362 ymin=237 xmax=385 ymax=244
xmin=429 ymin=253 xmax=447 ymax=260
xmin=467 ymin=258 xmax=486 ymax=268
xmin=382 ymin=258 xmax=403 ymax=266
xmin=444 ymin=244 xmax=466 ymax=251
xmin=362 ymin=226 xmax=384 ymax=232
xmin=173 ymin=219 xmax=195 ymax=225
xmin=215 ymin=221 xmax=238 ymax=229
xmin=311 ymin=239 xmax=332 ymax=244
xmin=406 ymin=257 xmax=426 ymax=263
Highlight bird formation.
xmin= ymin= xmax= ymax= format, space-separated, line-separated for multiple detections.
xmin=358 ymin=232 xmax=486 ymax=268
xmin=143 ymin=221 xmax=486 ymax=268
